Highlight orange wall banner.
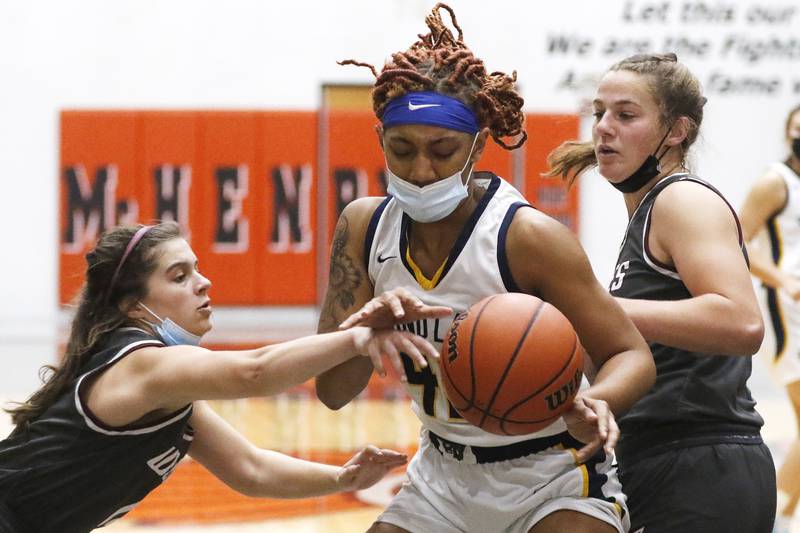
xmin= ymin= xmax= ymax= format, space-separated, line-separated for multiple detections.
xmin=522 ymin=114 xmax=580 ymax=233
xmin=59 ymin=111 xmax=578 ymax=306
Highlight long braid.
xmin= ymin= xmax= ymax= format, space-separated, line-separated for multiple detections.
xmin=339 ymin=2 xmax=526 ymax=150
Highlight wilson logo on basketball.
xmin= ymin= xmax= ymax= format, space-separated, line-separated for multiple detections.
xmin=446 ymin=312 xmax=468 ymax=362
xmin=544 ymin=369 xmax=582 ymax=412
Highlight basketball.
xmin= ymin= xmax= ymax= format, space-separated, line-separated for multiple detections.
xmin=440 ymin=293 xmax=584 ymax=436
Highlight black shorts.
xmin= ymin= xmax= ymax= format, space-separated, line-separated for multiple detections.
xmin=618 ymin=441 xmax=776 ymax=533
xmin=0 ymin=503 xmax=23 ymax=533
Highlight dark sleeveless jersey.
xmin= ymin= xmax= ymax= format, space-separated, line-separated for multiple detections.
xmin=609 ymin=174 xmax=764 ymax=459
xmin=0 ymin=327 xmax=194 ymax=532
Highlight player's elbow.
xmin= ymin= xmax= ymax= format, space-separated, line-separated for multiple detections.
xmin=228 ymin=354 xmax=273 ymax=397
xmin=737 ymin=315 xmax=764 ymax=356
xmin=315 ymin=379 xmax=350 ymax=410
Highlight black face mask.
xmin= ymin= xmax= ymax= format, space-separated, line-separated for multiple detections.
xmin=792 ymin=138 xmax=800 ymax=159
xmin=611 ymin=128 xmax=673 ymax=194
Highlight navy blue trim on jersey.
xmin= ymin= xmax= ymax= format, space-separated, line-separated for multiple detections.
xmin=427 ymin=429 xmax=588 ymax=464
xmin=764 ymin=215 xmax=786 ymax=361
xmin=364 ymin=196 xmax=393 ymax=273
xmin=399 ymin=174 xmax=501 ymax=288
xmin=767 ymin=216 xmax=782 ymax=264
xmin=498 ymin=202 xmax=532 ymax=292
xmin=765 ymin=286 xmax=787 ymax=361
xmin=584 ymin=450 xmax=619 ymax=513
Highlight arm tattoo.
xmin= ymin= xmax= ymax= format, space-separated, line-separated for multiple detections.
xmin=319 ymin=216 xmax=363 ymax=331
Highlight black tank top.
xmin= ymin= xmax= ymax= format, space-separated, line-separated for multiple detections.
xmin=0 ymin=327 xmax=194 ymax=532
xmin=609 ymin=174 xmax=764 ymax=461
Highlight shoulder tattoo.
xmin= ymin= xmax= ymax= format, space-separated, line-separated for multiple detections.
xmin=319 ymin=216 xmax=363 ymax=329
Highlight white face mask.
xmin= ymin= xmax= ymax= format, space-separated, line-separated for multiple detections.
xmin=138 ymin=302 xmax=202 ymax=346
xmin=385 ymin=134 xmax=479 ymax=223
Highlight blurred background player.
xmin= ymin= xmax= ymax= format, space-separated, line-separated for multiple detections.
xmin=549 ymin=53 xmax=775 ymax=533
xmin=316 ymin=4 xmax=655 ymax=533
xmin=0 ymin=222 xmax=446 ymax=533
xmin=740 ymin=104 xmax=800 ymax=533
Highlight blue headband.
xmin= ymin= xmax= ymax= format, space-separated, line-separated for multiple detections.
xmin=381 ymin=91 xmax=480 ymax=134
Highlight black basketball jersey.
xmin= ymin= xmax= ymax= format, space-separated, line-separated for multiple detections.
xmin=0 ymin=327 xmax=194 ymax=532
xmin=609 ymin=174 xmax=764 ymax=460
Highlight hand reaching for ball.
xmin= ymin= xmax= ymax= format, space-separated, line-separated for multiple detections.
xmin=339 ymin=287 xmax=452 ymax=330
xmin=562 ymin=394 xmax=619 ymax=463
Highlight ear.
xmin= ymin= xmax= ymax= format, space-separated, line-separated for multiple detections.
xmin=666 ymin=117 xmax=690 ymax=147
xmin=374 ymin=124 xmax=385 ymax=151
xmin=470 ymin=128 xmax=491 ymax=164
xmin=122 ymin=298 xmax=146 ymax=320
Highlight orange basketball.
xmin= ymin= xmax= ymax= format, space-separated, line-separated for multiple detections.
xmin=440 ymin=293 xmax=584 ymax=436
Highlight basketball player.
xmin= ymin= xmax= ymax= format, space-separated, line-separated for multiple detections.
xmin=315 ymin=5 xmax=656 ymax=533
xmin=739 ymin=104 xmax=800 ymax=533
xmin=0 ymin=222 xmax=446 ymax=533
xmin=548 ymin=53 xmax=776 ymax=533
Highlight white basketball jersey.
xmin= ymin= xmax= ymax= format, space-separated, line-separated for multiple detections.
xmin=766 ymin=162 xmax=800 ymax=276
xmin=756 ymin=162 xmax=800 ymax=385
xmin=366 ymin=173 xmax=569 ymax=446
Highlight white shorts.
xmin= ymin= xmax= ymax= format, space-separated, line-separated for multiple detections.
xmin=376 ymin=429 xmax=629 ymax=533
xmin=756 ymin=283 xmax=800 ymax=386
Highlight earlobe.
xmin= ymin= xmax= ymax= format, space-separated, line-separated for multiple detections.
xmin=472 ymin=128 xmax=491 ymax=162
xmin=121 ymin=299 xmax=145 ymax=320
xmin=669 ymin=117 xmax=690 ymax=147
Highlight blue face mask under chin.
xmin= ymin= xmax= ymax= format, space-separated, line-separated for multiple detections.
xmin=138 ymin=303 xmax=202 ymax=347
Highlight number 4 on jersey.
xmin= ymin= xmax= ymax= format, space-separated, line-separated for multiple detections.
xmin=401 ymin=353 xmax=463 ymax=420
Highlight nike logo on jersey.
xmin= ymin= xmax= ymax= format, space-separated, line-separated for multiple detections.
xmin=408 ymin=102 xmax=442 ymax=111
xmin=377 ymin=253 xmax=398 ymax=263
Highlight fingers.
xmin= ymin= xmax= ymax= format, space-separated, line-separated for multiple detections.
xmin=582 ymin=396 xmax=606 ymax=439
xmin=365 ymin=329 xmax=437 ymax=382
xmin=367 ymin=341 xmax=387 ymax=378
xmin=386 ymin=292 xmax=407 ymax=320
xmin=339 ymin=287 xmax=454 ymax=330
xmin=423 ymin=305 xmax=455 ymax=318
xmin=565 ymin=395 xmax=619 ymax=460
xmin=338 ymin=299 xmax=378 ymax=330
xmin=574 ymin=436 xmax=603 ymax=464
xmin=338 ymin=310 xmax=365 ymax=330
xmin=397 ymin=332 xmax=432 ymax=367
xmin=580 ymin=396 xmax=619 ymax=454
xmin=373 ymin=448 xmax=408 ymax=464
xmin=381 ymin=338 xmax=406 ymax=382
xmin=408 ymin=334 xmax=440 ymax=362
xmin=604 ymin=412 xmax=619 ymax=454
xmin=354 ymin=445 xmax=407 ymax=465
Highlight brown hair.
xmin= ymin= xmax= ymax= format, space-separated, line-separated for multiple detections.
xmin=548 ymin=53 xmax=706 ymax=185
xmin=339 ymin=3 xmax=526 ymax=150
xmin=5 ymin=222 xmax=181 ymax=433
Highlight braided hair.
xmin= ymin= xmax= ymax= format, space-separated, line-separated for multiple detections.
xmin=340 ymin=3 xmax=526 ymax=150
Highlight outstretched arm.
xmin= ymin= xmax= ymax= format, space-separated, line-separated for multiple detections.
xmin=87 ymin=325 xmax=437 ymax=426
xmin=188 ymin=401 xmax=407 ymax=498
